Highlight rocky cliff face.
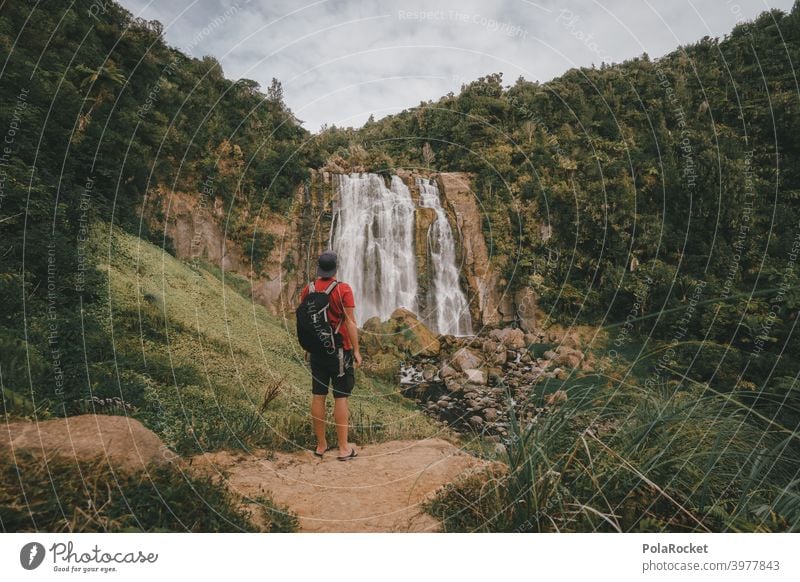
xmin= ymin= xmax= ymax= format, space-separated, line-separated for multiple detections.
xmin=143 ymin=171 xmax=333 ymax=316
xmin=435 ymin=172 xmax=539 ymax=333
xmin=413 ymin=206 xmax=437 ymax=316
xmin=435 ymin=173 xmax=507 ymax=329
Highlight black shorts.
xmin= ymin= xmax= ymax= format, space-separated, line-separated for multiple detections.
xmin=309 ymin=349 xmax=355 ymax=398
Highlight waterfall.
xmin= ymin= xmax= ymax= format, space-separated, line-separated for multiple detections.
xmin=416 ymin=178 xmax=473 ymax=336
xmin=330 ymin=173 xmax=473 ymax=336
xmin=330 ymin=173 xmax=418 ymax=324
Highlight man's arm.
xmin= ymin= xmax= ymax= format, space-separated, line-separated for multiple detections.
xmin=344 ymin=307 xmax=362 ymax=367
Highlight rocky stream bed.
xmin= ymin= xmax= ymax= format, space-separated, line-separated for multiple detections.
xmin=396 ymin=327 xmax=592 ymax=441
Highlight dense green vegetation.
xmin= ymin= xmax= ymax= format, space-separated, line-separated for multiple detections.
xmin=1 ymin=452 xmax=298 ymax=532
xmin=0 ymin=0 xmax=314 ymax=417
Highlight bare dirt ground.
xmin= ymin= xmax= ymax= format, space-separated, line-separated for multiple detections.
xmin=192 ymin=438 xmax=489 ymax=532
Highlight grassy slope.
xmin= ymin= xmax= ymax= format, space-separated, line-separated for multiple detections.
xmin=92 ymin=224 xmax=440 ymax=455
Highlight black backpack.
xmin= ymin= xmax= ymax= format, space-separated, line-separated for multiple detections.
xmin=296 ymin=280 xmax=342 ymax=355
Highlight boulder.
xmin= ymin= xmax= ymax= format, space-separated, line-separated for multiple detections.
xmin=462 ymin=384 xmax=481 ymax=395
xmin=554 ymin=346 xmax=584 ymax=369
xmin=489 ymin=328 xmax=526 ymax=349
xmin=362 ymin=316 xmax=383 ymax=332
xmin=479 ymin=338 xmax=506 ymax=365
xmin=490 ymin=350 xmax=507 ymax=366
xmin=463 ymin=368 xmax=487 ymax=385
xmin=483 ymin=408 xmax=499 ymax=422
xmin=445 ymin=377 xmax=464 ymax=393
xmin=0 ymin=415 xmax=175 ymax=472
xmin=440 ymin=363 xmax=459 ymax=379
xmin=363 ymin=351 xmax=403 ymax=382
xmin=468 ymin=416 xmax=485 ymax=428
xmin=482 ymin=339 xmax=501 ymax=356
xmin=390 ymin=308 xmax=440 ymax=356
xmin=359 ymin=309 xmax=440 ymax=380
xmin=450 ymin=347 xmax=483 ymax=372
xmin=422 ymin=364 xmax=438 ymax=381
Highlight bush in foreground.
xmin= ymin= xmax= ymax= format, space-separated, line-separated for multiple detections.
xmin=0 ymin=453 xmax=297 ymax=532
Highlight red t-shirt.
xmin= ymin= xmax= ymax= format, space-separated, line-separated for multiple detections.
xmin=299 ymin=277 xmax=356 ymax=350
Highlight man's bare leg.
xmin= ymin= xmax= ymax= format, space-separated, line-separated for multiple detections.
xmin=311 ymin=394 xmax=327 ymax=455
xmin=333 ymin=397 xmax=352 ymax=456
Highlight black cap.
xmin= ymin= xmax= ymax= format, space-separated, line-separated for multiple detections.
xmin=317 ymin=250 xmax=337 ymax=278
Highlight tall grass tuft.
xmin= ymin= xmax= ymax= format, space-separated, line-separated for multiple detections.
xmin=427 ymin=382 xmax=798 ymax=532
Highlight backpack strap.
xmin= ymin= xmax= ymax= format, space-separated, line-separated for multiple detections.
xmin=307 ymin=281 xmax=315 ymax=295
xmin=324 ymin=280 xmax=343 ymax=333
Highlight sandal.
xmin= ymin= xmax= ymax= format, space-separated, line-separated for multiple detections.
xmin=337 ymin=448 xmax=358 ymax=461
xmin=313 ymin=445 xmax=333 ymax=458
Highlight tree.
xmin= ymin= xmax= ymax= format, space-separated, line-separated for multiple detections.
xmin=422 ymin=142 xmax=435 ymax=167
xmin=75 ymin=63 xmax=126 ymax=130
xmin=267 ymin=77 xmax=284 ymax=105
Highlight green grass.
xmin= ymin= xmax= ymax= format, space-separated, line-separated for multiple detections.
xmin=88 ymin=224 xmax=440 ymax=455
xmin=426 ymin=378 xmax=799 ymax=532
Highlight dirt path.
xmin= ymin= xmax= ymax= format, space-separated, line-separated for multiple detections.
xmin=192 ymin=438 xmax=488 ymax=532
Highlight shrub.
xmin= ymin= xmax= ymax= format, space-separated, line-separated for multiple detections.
xmin=1 ymin=452 xmax=297 ymax=532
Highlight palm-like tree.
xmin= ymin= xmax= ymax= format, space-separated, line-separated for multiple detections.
xmin=75 ymin=63 xmax=126 ymax=131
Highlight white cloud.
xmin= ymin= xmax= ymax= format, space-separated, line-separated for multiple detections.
xmin=120 ymin=0 xmax=794 ymax=131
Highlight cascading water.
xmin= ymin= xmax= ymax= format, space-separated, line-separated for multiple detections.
xmin=330 ymin=172 xmax=473 ymax=336
xmin=416 ymin=177 xmax=473 ymax=336
xmin=330 ymin=173 xmax=418 ymax=325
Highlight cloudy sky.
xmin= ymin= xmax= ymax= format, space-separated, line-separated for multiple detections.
xmin=118 ymin=0 xmax=794 ymax=131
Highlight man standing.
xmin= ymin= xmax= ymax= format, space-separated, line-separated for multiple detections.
xmin=299 ymin=250 xmax=362 ymax=460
